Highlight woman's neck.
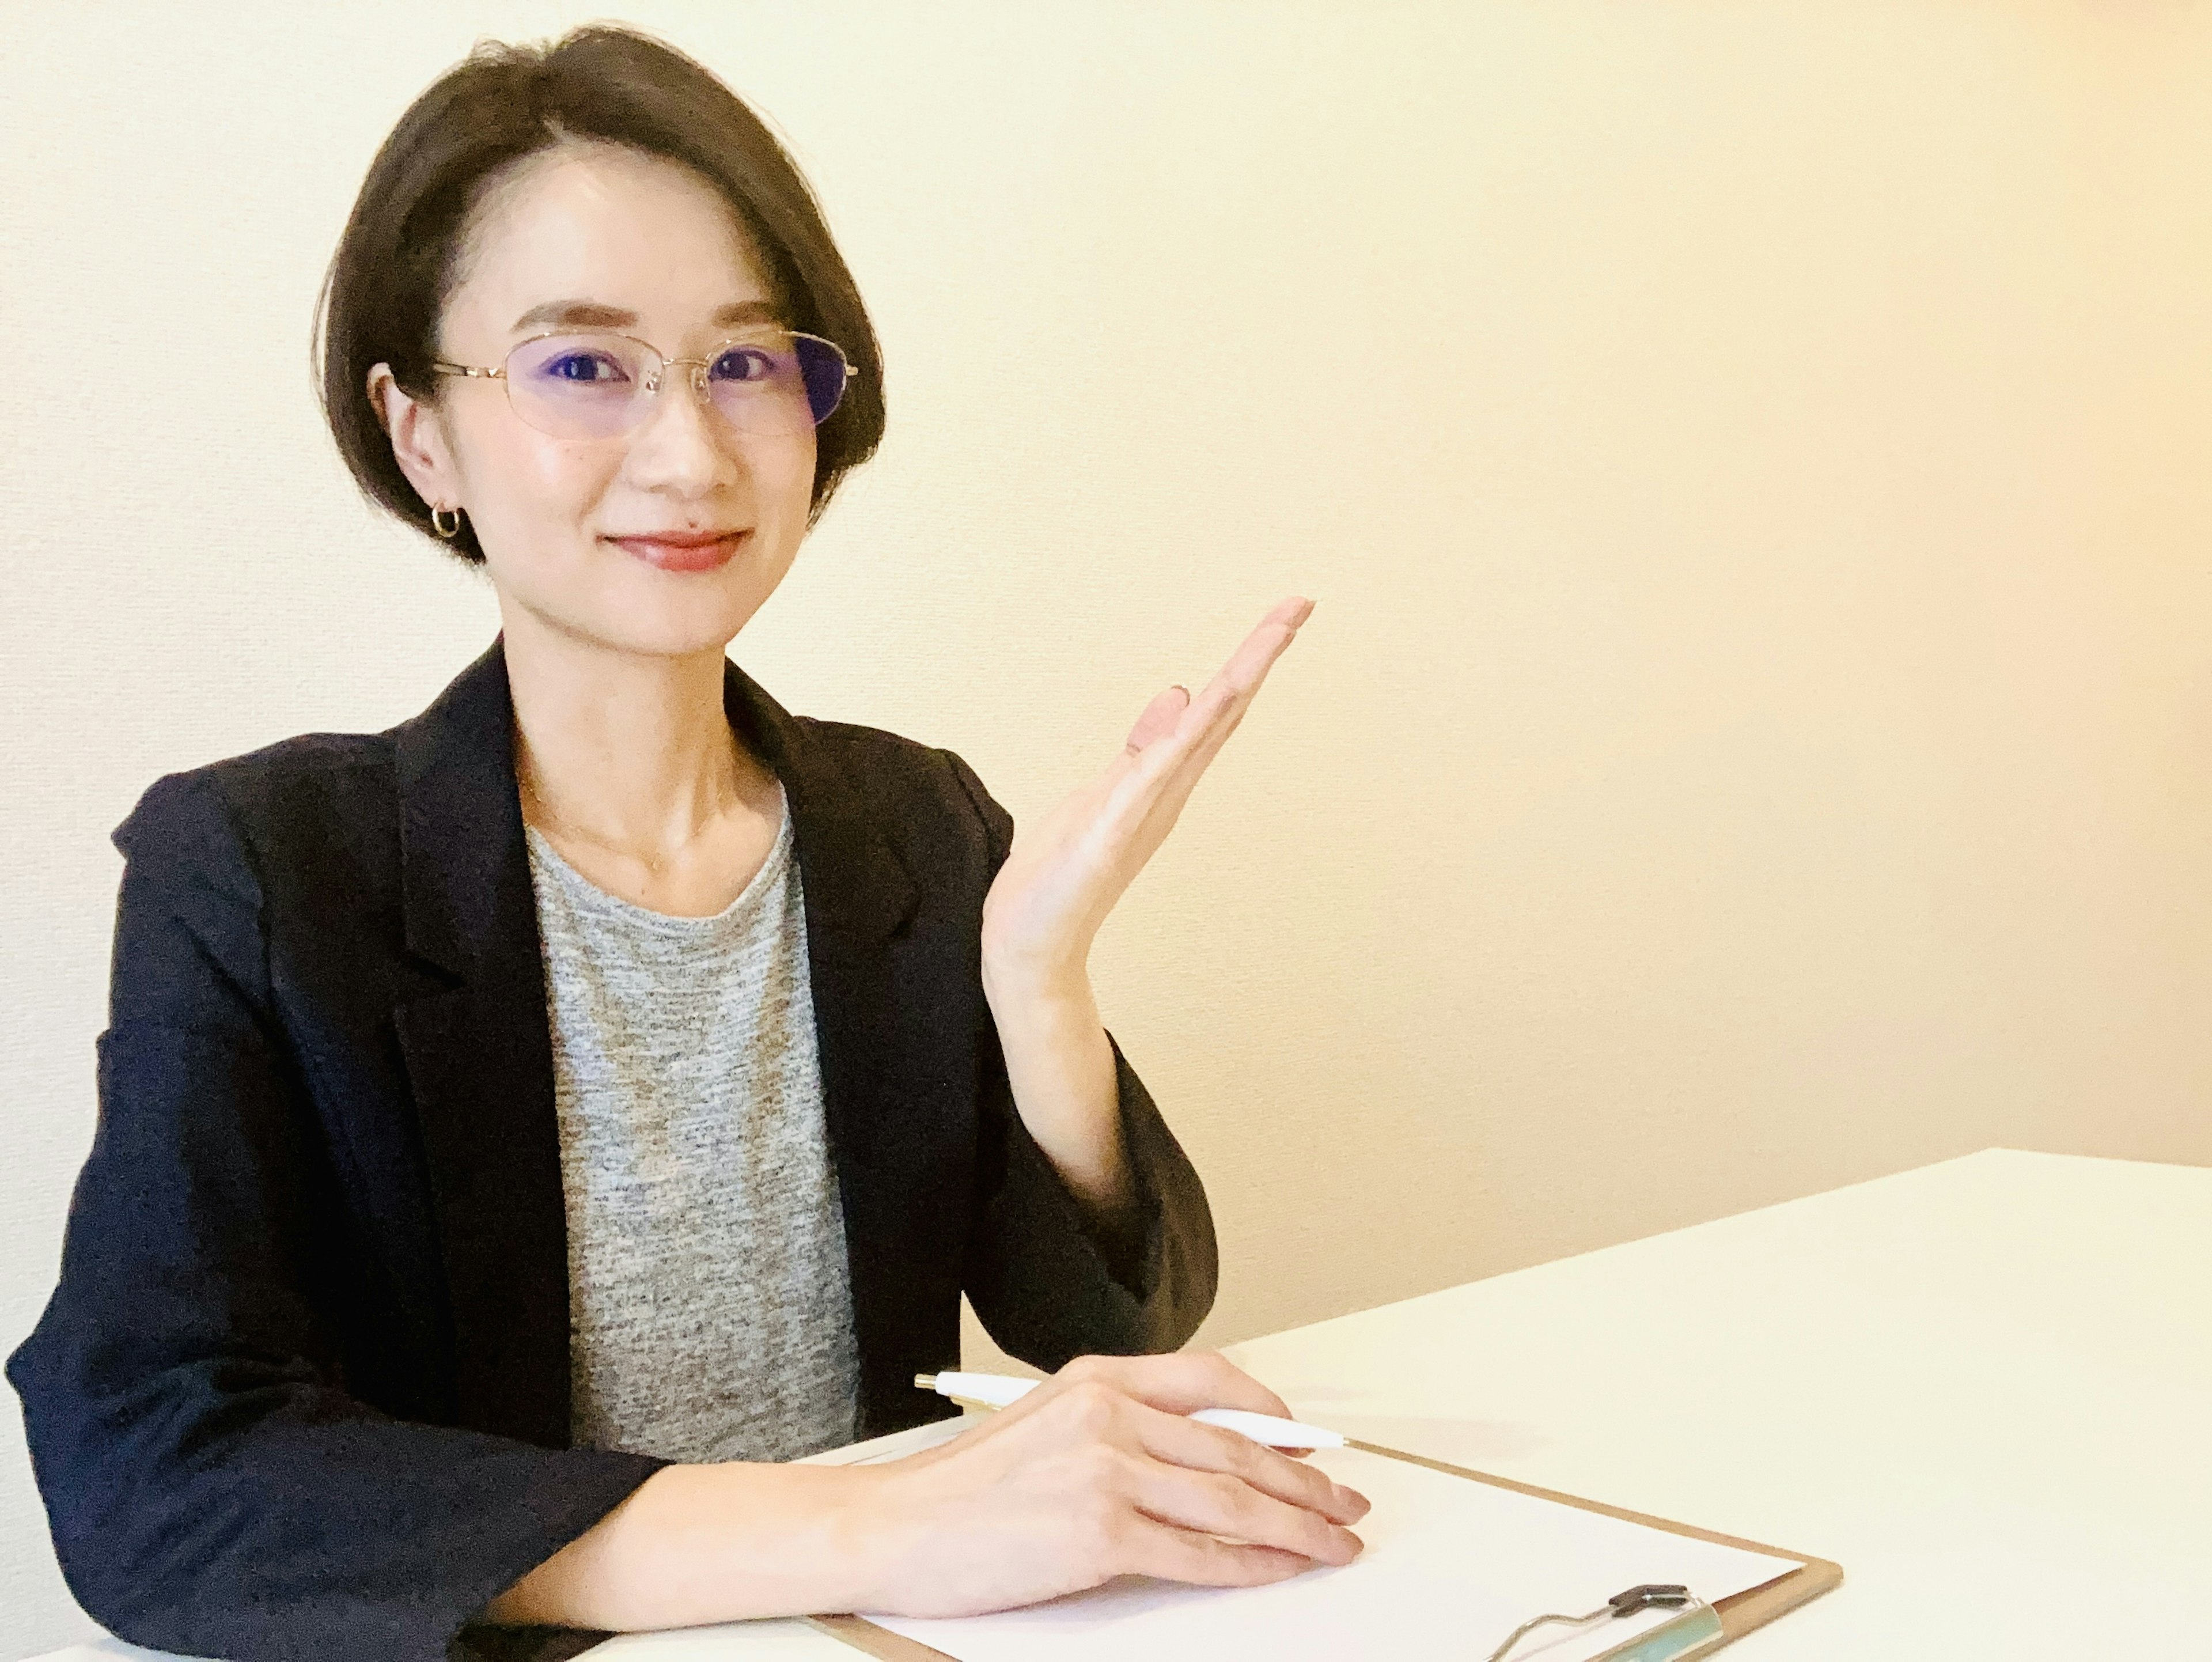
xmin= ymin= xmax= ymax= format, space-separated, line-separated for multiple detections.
xmin=498 ymin=608 xmax=771 ymax=860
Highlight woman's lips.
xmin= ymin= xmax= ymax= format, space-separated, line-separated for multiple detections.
xmin=607 ymin=529 xmax=749 ymax=573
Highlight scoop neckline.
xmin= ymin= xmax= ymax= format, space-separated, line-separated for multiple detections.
xmin=524 ymin=785 xmax=793 ymax=933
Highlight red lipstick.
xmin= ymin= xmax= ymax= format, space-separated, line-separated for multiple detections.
xmin=607 ymin=527 xmax=749 ymax=573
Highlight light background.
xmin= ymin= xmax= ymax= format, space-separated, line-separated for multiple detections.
xmin=3 ymin=2 xmax=2209 ymax=1653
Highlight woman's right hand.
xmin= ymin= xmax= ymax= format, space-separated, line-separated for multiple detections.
xmin=849 ymin=1352 xmax=1371 ymax=1618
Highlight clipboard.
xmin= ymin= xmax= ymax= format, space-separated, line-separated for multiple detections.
xmin=802 ymin=1441 xmax=1842 ymax=1661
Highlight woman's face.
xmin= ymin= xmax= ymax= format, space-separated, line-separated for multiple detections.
xmin=373 ymin=141 xmax=817 ymax=661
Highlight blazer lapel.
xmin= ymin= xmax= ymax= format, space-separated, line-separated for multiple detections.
xmin=390 ymin=639 xmax=573 ymax=1448
xmin=387 ymin=643 xmax=927 ymax=1449
xmin=722 ymin=664 xmax=924 ymax=1432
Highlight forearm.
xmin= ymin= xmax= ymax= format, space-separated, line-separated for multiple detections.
xmin=485 ymin=1460 xmax=893 ymax=1631
xmin=979 ymin=959 xmax=1135 ymax=1217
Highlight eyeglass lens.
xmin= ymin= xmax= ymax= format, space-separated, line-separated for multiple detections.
xmin=503 ymin=331 xmax=851 ymax=440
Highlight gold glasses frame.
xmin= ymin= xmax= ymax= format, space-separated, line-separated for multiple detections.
xmin=428 ymin=327 xmax=860 ymax=437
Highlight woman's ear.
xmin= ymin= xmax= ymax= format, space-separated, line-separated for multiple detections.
xmin=366 ymin=362 xmax=460 ymax=513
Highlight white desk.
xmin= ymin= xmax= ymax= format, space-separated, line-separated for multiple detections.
xmin=36 ymin=1148 xmax=2212 ymax=1661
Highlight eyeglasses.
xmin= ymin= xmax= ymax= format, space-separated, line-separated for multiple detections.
xmin=429 ymin=328 xmax=858 ymax=442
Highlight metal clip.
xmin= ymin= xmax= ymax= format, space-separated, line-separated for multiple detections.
xmin=1487 ymin=1585 xmax=1724 ymax=1662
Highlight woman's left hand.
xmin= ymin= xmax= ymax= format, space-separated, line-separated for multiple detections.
xmin=980 ymin=596 xmax=1314 ymax=991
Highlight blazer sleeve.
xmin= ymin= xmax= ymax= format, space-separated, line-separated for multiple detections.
xmin=937 ymin=751 xmax=1219 ymax=1369
xmin=3 ymin=772 xmax=664 ymax=1662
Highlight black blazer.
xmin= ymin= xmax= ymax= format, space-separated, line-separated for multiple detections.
xmin=7 ymin=641 xmax=1217 ymax=1662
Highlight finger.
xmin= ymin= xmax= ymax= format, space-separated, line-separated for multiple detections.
xmin=1199 ymin=603 xmax=1309 ymax=722
xmin=1190 ymin=603 xmax=1308 ymax=720
xmin=1134 ymin=1407 xmax=1370 ymax=1524
xmin=1152 ymin=599 xmax=1312 ymax=752
xmin=1124 ymin=1460 xmax=1363 ymax=1565
xmin=1070 ymin=599 xmax=1314 ymax=856
xmin=1142 ymin=603 xmax=1308 ymax=775
xmin=1118 ymin=1518 xmax=1319 ymax=1589
xmin=1099 ymin=619 xmax=1297 ymax=819
xmin=1124 ymin=684 xmax=1190 ymax=755
xmin=1108 ymin=683 xmax=1266 ymax=839
xmin=1032 ymin=1365 xmax=1370 ymax=1522
xmin=1056 ymin=1352 xmax=1292 ymax=1420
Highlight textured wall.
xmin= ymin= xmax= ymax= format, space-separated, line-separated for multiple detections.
xmin=3 ymin=3 xmax=2208 ymax=1653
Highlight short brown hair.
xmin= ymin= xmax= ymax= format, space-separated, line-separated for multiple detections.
xmin=314 ymin=24 xmax=885 ymax=563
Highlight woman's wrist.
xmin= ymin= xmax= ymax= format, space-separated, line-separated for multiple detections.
xmin=485 ymin=1459 xmax=900 ymax=1630
xmin=978 ymin=956 xmax=1132 ymax=1213
xmin=978 ymin=923 xmax=1093 ymax=1010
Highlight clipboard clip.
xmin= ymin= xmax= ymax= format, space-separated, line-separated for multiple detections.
xmin=1487 ymin=1584 xmax=1726 ymax=1662
xmin=1607 ymin=1585 xmax=1694 ymax=1615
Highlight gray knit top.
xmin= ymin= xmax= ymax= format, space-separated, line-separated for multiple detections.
xmin=524 ymin=792 xmax=861 ymax=1464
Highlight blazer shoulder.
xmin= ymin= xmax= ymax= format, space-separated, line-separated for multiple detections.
xmin=794 ymin=715 xmax=1010 ymax=857
xmin=116 ymin=730 xmax=401 ymax=893
xmin=122 ymin=729 xmax=395 ymax=834
xmin=101 ymin=734 xmax=398 ymax=1028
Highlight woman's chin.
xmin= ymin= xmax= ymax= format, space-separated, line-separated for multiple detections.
xmin=503 ymin=590 xmax=759 ymax=665
xmin=485 ymin=535 xmax=796 ymax=662
xmin=596 ymin=608 xmax=758 ymax=661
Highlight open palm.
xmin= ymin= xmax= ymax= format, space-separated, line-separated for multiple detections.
xmin=980 ymin=597 xmax=1313 ymax=985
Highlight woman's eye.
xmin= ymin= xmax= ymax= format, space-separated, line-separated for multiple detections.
xmin=710 ymin=347 xmax=778 ymax=383
xmin=545 ymin=353 xmax=625 ymax=384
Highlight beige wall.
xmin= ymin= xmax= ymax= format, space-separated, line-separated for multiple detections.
xmin=3 ymin=2 xmax=2207 ymax=1652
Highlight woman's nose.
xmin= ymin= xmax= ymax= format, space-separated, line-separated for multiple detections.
xmin=626 ymin=363 xmax=740 ymax=488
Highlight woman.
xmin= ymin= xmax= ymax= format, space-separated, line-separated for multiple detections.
xmin=6 ymin=23 xmax=1366 ymax=1662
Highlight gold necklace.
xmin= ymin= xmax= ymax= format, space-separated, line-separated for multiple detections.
xmin=518 ymin=771 xmax=732 ymax=880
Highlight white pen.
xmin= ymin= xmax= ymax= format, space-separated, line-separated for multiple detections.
xmin=915 ymin=1370 xmax=1351 ymax=1450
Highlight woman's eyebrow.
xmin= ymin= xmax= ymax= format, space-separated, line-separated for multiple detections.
xmin=508 ymin=298 xmax=782 ymax=334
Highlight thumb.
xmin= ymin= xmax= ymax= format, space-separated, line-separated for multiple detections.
xmin=1124 ymin=684 xmax=1191 ymax=755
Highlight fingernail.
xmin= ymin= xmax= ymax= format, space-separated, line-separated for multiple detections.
xmin=1337 ymin=1484 xmax=1371 ymax=1518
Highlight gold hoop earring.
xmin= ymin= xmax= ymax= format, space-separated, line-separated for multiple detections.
xmin=430 ymin=504 xmax=462 ymax=539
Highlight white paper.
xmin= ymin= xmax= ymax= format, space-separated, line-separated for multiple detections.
xmin=867 ymin=1445 xmax=1797 ymax=1662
